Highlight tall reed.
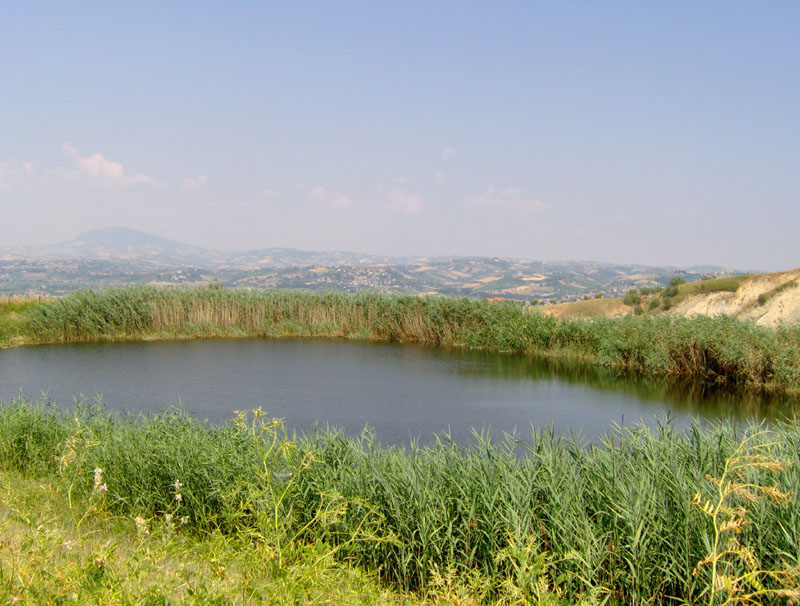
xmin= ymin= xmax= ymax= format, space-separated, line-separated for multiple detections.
xmin=15 ymin=286 xmax=800 ymax=391
xmin=1 ymin=397 xmax=798 ymax=604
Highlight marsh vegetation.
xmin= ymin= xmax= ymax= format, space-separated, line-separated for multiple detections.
xmin=1 ymin=399 xmax=798 ymax=604
xmin=2 ymin=287 xmax=800 ymax=603
xmin=2 ymin=286 xmax=799 ymax=392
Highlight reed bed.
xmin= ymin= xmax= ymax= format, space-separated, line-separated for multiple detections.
xmin=11 ymin=285 xmax=800 ymax=391
xmin=1 ymin=398 xmax=798 ymax=604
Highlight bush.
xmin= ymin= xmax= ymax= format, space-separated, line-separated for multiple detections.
xmin=758 ymin=293 xmax=768 ymax=306
xmin=648 ymin=298 xmax=660 ymax=311
xmin=595 ymin=293 xmax=603 ymax=299
xmin=662 ymin=296 xmax=673 ymax=310
xmin=639 ymin=287 xmax=654 ymax=296
xmin=633 ymin=304 xmax=644 ymax=316
xmin=623 ymin=289 xmax=641 ymax=306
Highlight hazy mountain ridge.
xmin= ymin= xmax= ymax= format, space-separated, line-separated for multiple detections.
xmin=0 ymin=227 xmax=743 ymax=299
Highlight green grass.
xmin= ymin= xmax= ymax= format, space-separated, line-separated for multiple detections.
xmin=0 ymin=297 xmax=41 ymax=346
xmin=7 ymin=286 xmax=800 ymax=392
xmin=678 ymin=276 xmax=744 ymax=296
xmin=643 ymin=276 xmax=745 ymax=312
xmin=1 ymin=398 xmax=799 ymax=604
xmin=0 ymin=470 xmax=409 ymax=605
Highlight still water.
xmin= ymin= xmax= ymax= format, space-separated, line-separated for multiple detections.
xmin=0 ymin=338 xmax=792 ymax=444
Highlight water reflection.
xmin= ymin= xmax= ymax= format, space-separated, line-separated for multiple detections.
xmin=0 ymin=337 xmax=796 ymax=444
xmin=426 ymin=344 xmax=799 ymax=421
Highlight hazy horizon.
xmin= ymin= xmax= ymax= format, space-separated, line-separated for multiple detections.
xmin=2 ymin=3 xmax=798 ymax=271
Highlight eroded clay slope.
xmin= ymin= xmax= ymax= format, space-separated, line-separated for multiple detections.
xmin=673 ymin=268 xmax=800 ymax=326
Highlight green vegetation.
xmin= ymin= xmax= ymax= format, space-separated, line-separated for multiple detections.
xmin=661 ymin=277 xmax=688 ymax=300
xmin=623 ymin=289 xmax=641 ymax=306
xmin=3 ymin=286 xmax=800 ymax=391
xmin=1 ymin=399 xmax=798 ymax=604
xmin=679 ymin=276 xmax=743 ymax=296
xmin=757 ymin=279 xmax=799 ymax=307
xmin=0 ymin=471 xmax=400 ymax=605
xmin=646 ymin=275 xmax=746 ymax=313
xmin=0 ymin=297 xmax=42 ymax=344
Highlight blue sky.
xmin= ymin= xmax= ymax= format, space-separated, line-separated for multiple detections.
xmin=1 ymin=2 xmax=798 ymax=270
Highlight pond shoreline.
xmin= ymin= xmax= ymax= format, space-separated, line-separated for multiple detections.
xmin=2 ymin=286 xmax=800 ymax=395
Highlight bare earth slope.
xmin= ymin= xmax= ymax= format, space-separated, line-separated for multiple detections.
xmin=542 ymin=268 xmax=800 ymax=326
xmin=673 ymin=268 xmax=800 ymax=326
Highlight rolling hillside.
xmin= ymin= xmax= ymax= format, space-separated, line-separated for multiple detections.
xmin=544 ymin=268 xmax=800 ymax=326
xmin=1 ymin=227 xmax=741 ymax=299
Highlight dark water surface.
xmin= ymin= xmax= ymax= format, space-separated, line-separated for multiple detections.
xmin=0 ymin=338 xmax=793 ymax=444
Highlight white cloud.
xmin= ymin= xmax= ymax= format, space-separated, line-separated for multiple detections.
xmin=441 ymin=147 xmax=456 ymax=161
xmin=182 ymin=175 xmax=207 ymax=190
xmin=0 ymin=161 xmax=35 ymax=189
xmin=380 ymin=185 xmax=423 ymax=215
xmin=260 ymin=187 xmax=280 ymax=199
xmin=436 ymin=171 xmax=447 ymax=184
xmin=63 ymin=142 xmax=154 ymax=186
xmin=470 ymin=185 xmax=547 ymax=212
xmin=304 ymin=185 xmax=354 ymax=209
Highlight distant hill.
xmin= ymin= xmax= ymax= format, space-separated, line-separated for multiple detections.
xmin=225 ymin=247 xmax=415 ymax=269
xmin=0 ymin=226 xmax=748 ymax=299
xmin=39 ymin=227 xmax=228 ymax=267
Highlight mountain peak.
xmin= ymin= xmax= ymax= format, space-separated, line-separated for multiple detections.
xmin=46 ymin=226 xmax=224 ymax=266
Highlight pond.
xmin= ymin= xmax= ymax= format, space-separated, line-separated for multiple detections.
xmin=0 ymin=338 xmax=792 ymax=444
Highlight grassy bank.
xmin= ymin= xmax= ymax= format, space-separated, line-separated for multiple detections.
xmin=0 ymin=470 xmax=406 ymax=605
xmin=3 ymin=286 xmax=800 ymax=391
xmin=1 ymin=399 xmax=798 ymax=604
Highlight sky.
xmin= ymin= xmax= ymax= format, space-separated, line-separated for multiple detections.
xmin=1 ymin=2 xmax=798 ymax=270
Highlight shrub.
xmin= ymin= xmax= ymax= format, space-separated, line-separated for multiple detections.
xmin=623 ymin=289 xmax=641 ymax=306
xmin=758 ymin=293 xmax=768 ymax=306
xmin=662 ymin=296 xmax=673 ymax=310
xmin=648 ymin=298 xmax=660 ymax=311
